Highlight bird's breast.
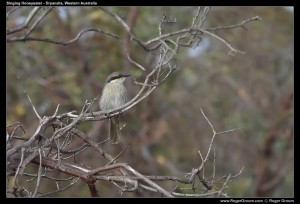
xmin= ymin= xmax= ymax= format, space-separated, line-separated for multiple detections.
xmin=100 ymin=82 xmax=128 ymax=110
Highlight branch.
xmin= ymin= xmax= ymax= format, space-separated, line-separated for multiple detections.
xmin=36 ymin=178 xmax=80 ymax=198
xmin=12 ymin=148 xmax=25 ymax=187
xmin=205 ymin=16 xmax=262 ymax=31
xmin=95 ymin=175 xmax=191 ymax=184
xmin=172 ymin=190 xmax=227 ymax=198
xmin=26 ymin=94 xmax=41 ymax=121
xmin=198 ymin=6 xmax=210 ymax=28
xmin=89 ymin=163 xmax=174 ymax=197
xmin=199 ymin=29 xmax=245 ymax=55
xmin=7 ymin=7 xmax=41 ymax=35
xmin=217 ymin=174 xmax=231 ymax=198
xmin=6 ymin=6 xmax=21 ymax=18
xmin=99 ymin=6 xmax=148 ymax=50
xmin=126 ymin=53 xmax=146 ymax=71
xmin=7 ymin=28 xmax=119 ymax=44
xmin=6 ymin=122 xmax=26 ymax=143
xmin=24 ymin=7 xmax=53 ymax=38
xmin=184 ymin=108 xmax=244 ymax=192
xmin=32 ymin=148 xmax=42 ymax=197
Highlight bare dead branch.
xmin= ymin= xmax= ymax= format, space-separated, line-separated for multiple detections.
xmin=89 ymin=163 xmax=173 ymax=197
xmin=7 ymin=122 xmax=26 ymax=144
xmin=62 ymin=28 xmax=120 ymax=44
xmin=7 ymin=7 xmax=41 ymax=35
xmin=183 ymin=108 xmax=244 ymax=195
xmin=216 ymin=127 xmax=244 ymax=135
xmin=23 ymin=173 xmax=74 ymax=182
xmin=97 ymin=175 xmax=138 ymax=192
xmin=200 ymin=29 xmax=245 ymax=55
xmin=232 ymin=166 xmax=245 ymax=178
xmin=7 ymin=27 xmax=119 ymax=44
xmin=108 ymin=146 xmax=129 ymax=165
xmin=198 ymin=7 xmax=210 ymax=28
xmin=126 ymin=53 xmax=146 ymax=71
xmin=99 ymin=6 xmax=148 ymax=50
xmin=205 ymin=16 xmax=262 ymax=31
xmin=19 ymin=149 xmax=39 ymax=175
xmin=12 ymin=148 xmax=25 ymax=187
xmin=53 ymin=104 xmax=60 ymax=116
xmin=32 ymin=148 xmax=42 ymax=197
xmin=25 ymin=7 xmax=53 ymax=38
xmin=191 ymin=7 xmax=201 ymax=28
xmin=200 ymin=108 xmax=217 ymax=159
xmin=212 ymin=146 xmax=216 ymax=181
xmin=217 ymin=174 xmax=231 ymax=198
xmin=146 ymin=28 xmax=192 ymax=46
xmin=6 ymin=6 xmax=21 ymax=19
xmin=123 ymin=165 xmax=174 ymax=197
xmin=26 ymin=94 xmax=41 ymax=120
xmin=172 ymin=190 xmax=228 ymax=198
xmin=36 ymin=178 xmax=80 ymax=198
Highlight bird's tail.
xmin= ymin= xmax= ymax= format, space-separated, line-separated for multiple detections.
xmin=109 ymin=116 xmax=121 ymax=144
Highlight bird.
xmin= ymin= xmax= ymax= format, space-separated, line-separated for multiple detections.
xmin=100 ymin=71 xmax=131 ymax=144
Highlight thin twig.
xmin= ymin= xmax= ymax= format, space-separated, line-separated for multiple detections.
xmin=12 ymin=148 xmax=25 ymax=187
xmin=7 ymin=28 xmax=119 ymax=44
xmin=53 ymin=104 xmax=60 ymax=116
xmin=99 ymin=6 xmax=148 ymax=50
xmin=23 ymin=173 xmax=74 ymax=182
xmin=172 ymin=190 xmax=227 ymax=197
xmin=7 ymin=123 xmax=26 ymax=143
xmin=191 ymin=7 xmax=201 ymax=28
xmin=127 ymin=53 xmax=146 ymax=71
xmin=25 ymin=7 xmax=53 ymax=37
xmin=217 ymin=174 xmax=231 ymax=198
xmin=198 ymin=150 xmax=205 ymax=178
xmin=216 ymin=127 xmax=244 ymax=135
xmin=212 ymin=146 xmax=216 ymax=182
xmin=36 ymin=178 xmax=80 ymax=198
xmin=201 ymin=107 xmax=243 ymax=163
xmin=32 ymin=148 xmax=42 ymax=197
xmin=89 ymin=163 xmax=174 ymax=197
xmin=198 ymin=7 xmax=210 ymax=28
xmin=205 ymin=16 xmax=262 ymax=31
xmin=7 ymin=7 xmax=41 ymax=35
xmin=26 ymin=94 xmax=41 ymax=120
xmin=200 ymin=108 xmax=216 ymax=136
xmin=231 ymin=166 xmax=244 ymax=178
xmin=200 ymin=29 xmax=245 ymax=55
xmin=108 ymin=146 xmax=129 ymax=165
xmin=96 ymin=175 xmax=191 ymax=184
xmin=6 ymin=6 xmax=21 ymax=19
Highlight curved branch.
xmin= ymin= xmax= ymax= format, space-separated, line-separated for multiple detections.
xmin=7 ymin=28 xmax=119 ymax=44
xmin=89 ymin=163 xmax=174 ymax=197
xmin=6 ymin=7 xmax=41 ymax=35
xmin=205 ymin=16 xmax=262 ymax=31
xmin=99 ymin=6 xmax=148 ymax=50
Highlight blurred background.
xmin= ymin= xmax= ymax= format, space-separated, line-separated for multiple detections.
xmin=6 ymin=6 xmax=293 ymax=197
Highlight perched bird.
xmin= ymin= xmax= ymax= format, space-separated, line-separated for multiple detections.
xmin=100 ymin=71 xmax=131 ymax=144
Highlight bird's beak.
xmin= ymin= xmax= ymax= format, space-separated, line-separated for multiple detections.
xmin=123 ymin=74 xmax=131 ymax=78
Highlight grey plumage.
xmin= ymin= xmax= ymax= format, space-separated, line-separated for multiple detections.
xmin=100 ymin=72 xmax=130 ymax=144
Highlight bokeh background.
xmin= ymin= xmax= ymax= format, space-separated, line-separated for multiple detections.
xmin=6 ymin=6 xmax=293 ymax=197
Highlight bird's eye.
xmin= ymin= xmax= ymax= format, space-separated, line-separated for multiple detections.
xmin=112 ymin=76 xmax=120 ymax=80
xmin=109 ymin=76 xmax=121 ymax=82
